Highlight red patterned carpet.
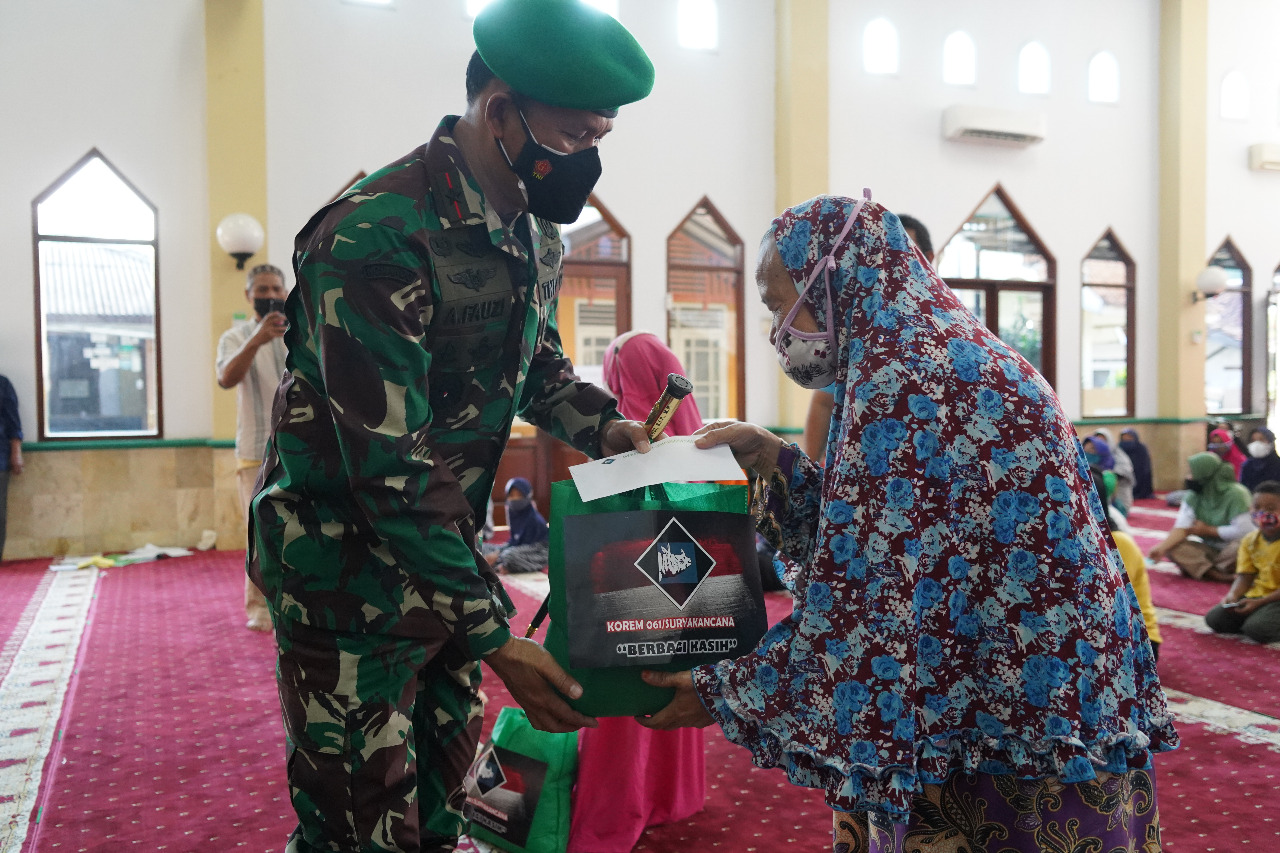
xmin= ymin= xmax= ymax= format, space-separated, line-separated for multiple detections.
xmin=0 ymin=559 xmax=50 ymax=679
xmin=1 ymin=510 xmax=1277 ymax=852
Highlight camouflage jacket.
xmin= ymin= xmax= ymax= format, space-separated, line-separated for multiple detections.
xmin=249 ymin=116 xmax=619 ymax=657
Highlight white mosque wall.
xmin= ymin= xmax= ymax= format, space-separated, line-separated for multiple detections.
xmin=1206 ymin=0 xmax=1280 ymax=424
xmin=0 ymin=0 xmax=211 ymax=439
xmin=826 ymin=0 xmax=1161 ymax=422
xmin=262 ymin=0 xmax=781 ymax=426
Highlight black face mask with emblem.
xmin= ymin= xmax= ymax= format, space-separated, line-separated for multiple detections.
xmin=497 ymin=108 xmax=601 ymax=225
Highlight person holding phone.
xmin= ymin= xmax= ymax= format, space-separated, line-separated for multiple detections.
xmin=216 ymin=262 xmax=288 ymax=631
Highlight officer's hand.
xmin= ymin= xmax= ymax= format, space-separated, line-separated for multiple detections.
xmin=485 ymin=637 xmax=598 ymax=732
xmin=635 ymin=670 xmax=714 ymax=730
xmin=600 ymin=419 xmax=652 ymax=457
xmin=694 ymin=421 xmax=783 ymax=476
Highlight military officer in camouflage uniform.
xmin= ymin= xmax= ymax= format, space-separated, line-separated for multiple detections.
xmin=247 ymin=2 xmax=655 ymax=850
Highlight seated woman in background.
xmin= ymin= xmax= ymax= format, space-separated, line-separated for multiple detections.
xmin=565 ymin=330 xmax=707 ymax=853
xmin=1081 ymin=435 xmax=1130 ymax=529
xmin=1092 ymin=427 xmax=1135 ymax=513
xmin=1119 ymin=427 xmax=1155 ymax=500
xmin=1204 ymin=480 xmax=1280 ymax=644
xmin=1147 ymin=453 xmax=1253 ymax=583
xmin=1240 ymin=428 xmax=1280 ymax=492
xmin=642 ymin=194 xmax=1175 ymax=852
xmin=1209 ymin=425 xmax=1248 ymax=480
xmin=485 ymin=477 xmax=548 ymax=574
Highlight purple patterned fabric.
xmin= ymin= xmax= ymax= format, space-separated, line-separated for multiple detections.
xmin=692 ymin=196 xmax=1177 ymax=820
xmin=833 ymin=768 xmax=1162 ymax=851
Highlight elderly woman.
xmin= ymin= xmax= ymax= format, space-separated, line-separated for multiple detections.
xmin=641 ymin=194 xmax=1176 ymax=851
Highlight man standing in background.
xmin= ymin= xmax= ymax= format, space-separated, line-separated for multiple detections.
xmin=0 ymin=373 xmax=22 ymax=560
xmin=216 ymin=263 xmax=287 ymax=630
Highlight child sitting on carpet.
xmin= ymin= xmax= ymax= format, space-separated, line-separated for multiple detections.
xmin=1205 ymin=480 xmax=1280 ymax=644
xmin=485 ymin=477 xmax=549 ymax=574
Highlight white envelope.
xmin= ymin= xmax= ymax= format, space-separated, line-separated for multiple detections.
xmin=569 ymin=435 xmax=746 ymax=502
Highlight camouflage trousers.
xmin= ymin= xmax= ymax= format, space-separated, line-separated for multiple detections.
xmin=274 ymin=618 xmax=484 ymax=852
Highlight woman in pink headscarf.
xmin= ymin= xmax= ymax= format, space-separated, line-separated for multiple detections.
xmin=567 ymin=330 xmax=706 ymax=852
xmin=1209 ymin=426 xmax=1248 ymax=480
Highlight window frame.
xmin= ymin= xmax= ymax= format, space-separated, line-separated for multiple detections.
xmin=936 ymin=184 xmax=1057 ymax=385
xmin=1205 ymin=238 xmax=1252 ymax=416
xmin=561 ymin=193 xmax=632 ymax=351
xmin=32 ymin=148 xmax=163 ymax=441
xmin=1079 ymin=228 xmax=1136 ymax=418
xmin=665 ymin=196 xmax=746 ymax=421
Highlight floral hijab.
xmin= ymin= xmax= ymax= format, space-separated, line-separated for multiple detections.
xmin=695 ymin=195 xmax=1177 ymax=819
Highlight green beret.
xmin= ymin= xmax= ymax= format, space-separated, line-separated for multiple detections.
xmin=474 ymin=0 xmax=654 ymax=114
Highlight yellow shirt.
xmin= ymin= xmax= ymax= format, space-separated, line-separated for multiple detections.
xmin=1112 ymin=531 xmax=1162 ymax=645
xmin=1235 ymin=529 xmax=1280 ymax=598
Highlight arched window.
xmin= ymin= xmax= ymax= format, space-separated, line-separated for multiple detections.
xmin=935 ymin=185 xmax=1056 ymax=383
xmin=863 ymin=18 xmax=899 ymax=75
xmin=1018 ymin=41 xmax=1051 ymax=95
xmin=34 ymin=150 xmax=161 ymax=438
xmin=1088 ymin=51 xmax=1120 ymax=103
xmin=1080 ymin=231 xmax=1135 ymax=417
xmin=1204 ymin=239 xmax=1251 ymax=415
xmin=677 ymin=0 xmax=718 ymax=50
xmin=942 ymin=31 xmax=976 ymax=86
xmin=666 ymin=197 xmax=744 ymax=421
xmin=1220 ymin=69 xmax=1250 ymax=120
xmin=559 ymin=195 xmax=632 ymax=375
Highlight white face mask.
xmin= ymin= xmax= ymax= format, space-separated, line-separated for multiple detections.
xmin=1248 ymin=441 xmax=1273 ymax=459
xmin=773 ymin=189 xmax=872 ymax=391
xmin=775 ymin=333 xmax=838 ymax=389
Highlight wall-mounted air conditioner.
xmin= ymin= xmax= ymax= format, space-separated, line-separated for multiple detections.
xmin=942 ymin=105 xmax=1047 ymax=147
xmin=1248 ymin=143 xmax=1280 ymax=172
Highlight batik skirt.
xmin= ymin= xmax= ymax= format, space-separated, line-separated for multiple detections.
xmin=833 ymin=768 xmax=1161 ymax=853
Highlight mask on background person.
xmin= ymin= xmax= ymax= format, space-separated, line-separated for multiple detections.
xmin=254 ymin=298 xmax=286 ymax=318
xmin=1248 ymin=441 xmax=1273 ymax=459
xmin=1085 ymin=452 xmax=1102 ymax=466
xmin=1251 ymin=509 xmax=1279 ymax=527
xmin=497 ymin=108 xmax=601 ymax=224
xmin=506 ymin=497 xmax=532 ymax=515
xmin=1184 ymin=478 xmax=1205 ymax=493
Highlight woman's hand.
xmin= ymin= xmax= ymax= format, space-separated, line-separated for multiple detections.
xmin=694 ymin=421 xmax=785 ymax=477
xmin=635 ymin=670 xmax=715 ymax=730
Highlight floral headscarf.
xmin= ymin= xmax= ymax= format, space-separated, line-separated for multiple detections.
xmin=694 ymin=195 xmax=1177 ymax=819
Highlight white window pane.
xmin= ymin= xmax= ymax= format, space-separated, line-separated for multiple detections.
xmin=39 ymin=241 xmax=159 ymax=436
xmin=1221 ymin=69 xmax=1250 ymax=120
xmin=37 ymin=157 xmax=155 ymax=241
xmin=677 ymin=0 xmax=717 ymax=50
xmin=1018 ymin=41 xmax=1050 ymax=95
xmin=1088 ymin=51 xmax=1119 ymax=103
xmin=942 ymin=31 xmax=975 ymax=86
xmin=863 ymin=18 xmax=899 ymax=75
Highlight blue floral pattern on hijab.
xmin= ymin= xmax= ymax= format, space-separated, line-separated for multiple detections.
xmin=693 ymin=195 xmax=1177 ymax=820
